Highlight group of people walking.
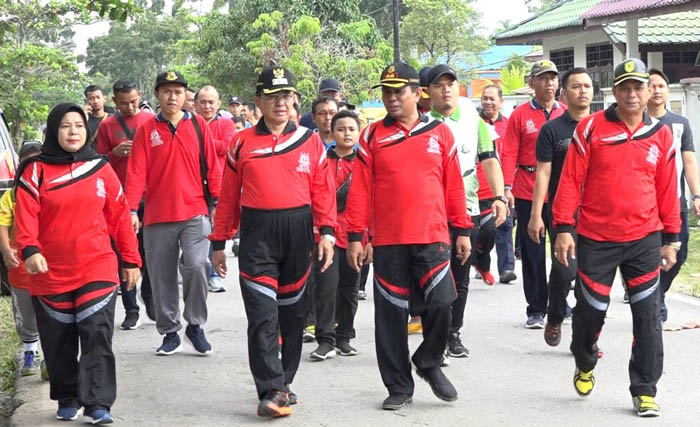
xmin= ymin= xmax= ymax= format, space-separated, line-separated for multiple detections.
xmin=2 ymin=51 xmax=694 ymax=424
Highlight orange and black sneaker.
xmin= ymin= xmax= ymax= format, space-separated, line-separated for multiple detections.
xmin=257 ymin=390 xmax=292 ymax=418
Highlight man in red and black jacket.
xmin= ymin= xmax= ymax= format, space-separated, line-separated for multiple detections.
xmin=552 ymin=59 xmax=680 ymax=416
xmin=500 ymin=60 xmax=567 ymax=328
xmin=346 ymin=63 xmax=472 ymax=410
xmin=126 ymin=70 xmax=221 ymax=357
xmin=210 ymin=67 xmax=336 ymax=418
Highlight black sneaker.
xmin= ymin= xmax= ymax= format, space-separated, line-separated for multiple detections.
xmin=310 ymin=341 xmax=336 ymax=361
xmin=156 ymin=332 xmax=182 ymax=356
xmin=382 ymin=393 xmax=413 ymax=410
xmin=185 ymin=325 xmax=212 ymax=355
xmin=120 ymin=312 xmax=141 ymax=330
xmin=544 ymin=322 xmax=562 ymax=347
xmin=288 ymin=390 xmax=298 ymax=405
xmin=336 ymin=340 xmax=358 ymax=356
xmin=447 ymin=333 xmax=469 ymax=358
xmin=415 ymin=366 xmax=458 ymax=401
xmin=257 ymin=390 xmax=291 ymax=417
xmin=499 ymin=270 xmax=517 ymax=284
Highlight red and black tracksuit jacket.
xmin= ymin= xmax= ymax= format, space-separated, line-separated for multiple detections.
xmin=327 ymin=148 xmax=368 ymax=249
xmin=125 ymin=111 xmax=222 ymax=226
xmin=552 ymin=105 xmax=681 ymax=243
xmin=501 ymin=100 xmax=566 ymax=200
xmin=15 ymin=159 xmax=141 ymax=296
xmin=210 ymin=119 xmax=337 ymax=247
xmin=346 ymin=115 xmax=472 ymax=246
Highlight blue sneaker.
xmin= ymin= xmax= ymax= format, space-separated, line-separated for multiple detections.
xmin=82 ymin=407 xmax=113 ymax=424
xmin=20 ymin=350 xmax=40 ymax=376
xmin=56 ymin=405 xmax=80 ymax=421
xmin=156 ymin=332 xmax=182 ymax=356
xmin=185 ymin=325 xmax=212 ymax=355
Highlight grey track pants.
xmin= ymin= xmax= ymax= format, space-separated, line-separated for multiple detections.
xmin=143 ymin=215 xmax=211 ymax=335
xmin=11 ymin=286 xmax=39 ymax=343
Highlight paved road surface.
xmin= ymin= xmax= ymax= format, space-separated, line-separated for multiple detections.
xmin=11 ymin=248 xmax=700 ymax=426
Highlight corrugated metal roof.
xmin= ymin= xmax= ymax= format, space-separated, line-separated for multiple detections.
xmin=583 ymin=0 xmax=693 ymax=20
xmin=605 ymin=10 xmax=700 ymax=44
xmin=495 ymin=0 xmax=600 ymax=40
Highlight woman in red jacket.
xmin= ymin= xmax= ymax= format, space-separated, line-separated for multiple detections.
xmin=14 ymin=103 xmax=141 ymax=424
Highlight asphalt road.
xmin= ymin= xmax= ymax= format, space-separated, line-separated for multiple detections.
xmin=11 ymin=248 xmax=700 ymax=426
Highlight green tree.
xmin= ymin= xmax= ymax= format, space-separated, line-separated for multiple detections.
xmin=524 ymin=0 xmax=561 ymax=13
xmin=399 ymin=0 xmax=488 ymax=66
xmin=499 ymin=65 xmax=528 ymax=95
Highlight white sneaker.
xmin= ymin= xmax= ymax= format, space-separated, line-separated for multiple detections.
xmin=208 ymin=276 xmax=226 ymax=293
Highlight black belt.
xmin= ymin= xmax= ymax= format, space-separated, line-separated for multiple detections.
xmin=518 ymin=165 xmax=536 ymax=173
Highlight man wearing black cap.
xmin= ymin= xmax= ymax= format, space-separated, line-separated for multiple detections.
xmin=210 ymin=66 xmax=336 ymax=418
xmin=500 ymin=59 xmax=567 ymax=329
xmin=417 ymin=67 xmax=432 ymax=114
xmin=427 ymin=64 xmax=507 ymax=360
xmin=552 ymin=58 xmax=680 ymax=417
xmin=300 ymin=78 xmax=343 ymax=129
xmin=646 ymin=68 xmax=700 ymax=323
xmin=126 ymin=70 xmax=222 ymax=357
xmin=228 ymin=96 xmax=243 ymax=116
xmin=346 ymin=62 xmax=472 ymax=410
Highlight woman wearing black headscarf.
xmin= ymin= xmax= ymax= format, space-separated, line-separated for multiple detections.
xmin=14 ymin=103 xmax=141 ymax=424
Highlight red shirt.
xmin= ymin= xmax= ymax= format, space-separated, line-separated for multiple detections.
xmin=210 ymin=120 xmax=337 ymax=247
xmin=207 ymin=114 xmax=237 ymax=172
xmin=553 ymin=106 xmax=681 ymax=243
xmin=501 ymin=100 xmax=566 ymax=201
xmin=97 ymin=111 xmax=154 ymax=186
xmin=477 ymin=112 xmax=509 ymax=201
xmin=15 ymin=159 xmax=141 ymax=295
xmin=346 ymin=115 xmax=472 ymax=247
xmin=328 ymin=148 xmax=366 ymax=249
xmin=126 ymin=111 xmax=222 ymax=226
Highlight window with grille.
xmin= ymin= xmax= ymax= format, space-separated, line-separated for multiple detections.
xmin=586 ymin=43 xmax=614 ymax=111
xmin=550 ymin=48 xmax=574 ymax=72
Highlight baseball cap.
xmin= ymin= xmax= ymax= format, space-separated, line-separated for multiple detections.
xmin=319 ymin=78 xmax=340 ymax=93
xmin=427 ymin=64 xmax=459 ymax=85
xmin=228 ymin=96 xmax=242 ymax=105
xmin=155 ymin=70 xmax=188 ymax=90
xmin=372 ymin=63 xmax=420 ymax=89
xmin=418 ymin=67 xmax=431 ymax=99
xmin=256 ymin=66 xmax=299 ymax=95
xmin=530 ymin=60 xmax=559 ymax=77
xmin=613 ymin=58 xmax=649 ymax=86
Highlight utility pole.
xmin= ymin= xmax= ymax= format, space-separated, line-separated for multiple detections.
xmin=393 ymin=0 xmax=400 ymax=62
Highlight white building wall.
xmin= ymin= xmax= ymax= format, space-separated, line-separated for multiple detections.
xmin=542 ymin=29 xmax=625 ymax=67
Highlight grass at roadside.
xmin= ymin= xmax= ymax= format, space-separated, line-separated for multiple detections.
xmin=673 ymin=225 xmax=700 ymax=297
xmin=0 ymin=295 xmax=19 ymax=422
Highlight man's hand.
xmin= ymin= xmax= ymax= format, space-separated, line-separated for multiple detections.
xmin=694 ymin=197 xmax=700 ymax=217
xmin=25 ymin=253 xmax=48 ymax=274
xmin=347 ymin=241 xmax=364 ymax=272
xmin=1 ymin=248 xmax=20 ymax=269
xmin=363 ymin=243 xmax=374 ymax=265
xmin=121 ymin=267 xmax=141 ymax=291
xmin=213 ymin=250 xmax=228 ymax=278
xmin=455 ymin=235 xmax=471 ymax=265
xmin=112 ymin=141 xmax=133 ymax=157
xmin=527 ymin=215 xmax=546 ymax=244
xmin=492 ymin=200 xmax=508 ymax=227
xmin=131 ymin=213 xmax=140 ymax=234
xmin=504 ymin=189 xmax=515 ymax=209
xmin=210 ymin=208 xmax=216 ymax=225
xmin=660 ymin=245 xmax=678 ymax=272
xmin=554 ymin=232 xmax=576 ymax=267
xmin=317 ymin=238 xmax=334 ymax=273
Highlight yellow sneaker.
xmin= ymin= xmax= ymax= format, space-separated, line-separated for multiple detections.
xmin=633 ymin=395 xmax=660 ymax=417
xmin=573 ymin=368 xmax=595 ymax=397
xmin=407 ymin=319 xmax=422 ymax=334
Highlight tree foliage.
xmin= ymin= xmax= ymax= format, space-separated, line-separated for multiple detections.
xmin=499 ymin=65 xmax=528 ymax=95
xmin=399 ymin=0 xmax=488 ymax=67
xmin=524 ymin=0 xmax=561 ymax=13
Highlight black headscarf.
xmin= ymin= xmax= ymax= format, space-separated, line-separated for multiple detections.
xmin=14 ymin=103 xmax=104 ymax=188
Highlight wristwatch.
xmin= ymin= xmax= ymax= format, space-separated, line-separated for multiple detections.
xmin=321 ymin=234 xmax=336 ymax=245
xmin=666 ymin=241 xmax=682 ymax=251
xmin=493 ymin=195 xmax=508 ymax=205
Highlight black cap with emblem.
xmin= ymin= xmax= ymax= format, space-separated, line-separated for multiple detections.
xmin=613 ymin=58 xmax=649 ymax=86
xmin=372 ymin=63 xmax=420 ymax=89
xmin=155 ymin=70 xmax=188 ymax=90
xmin=256 ymin=66 xmax=299 ymax=95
